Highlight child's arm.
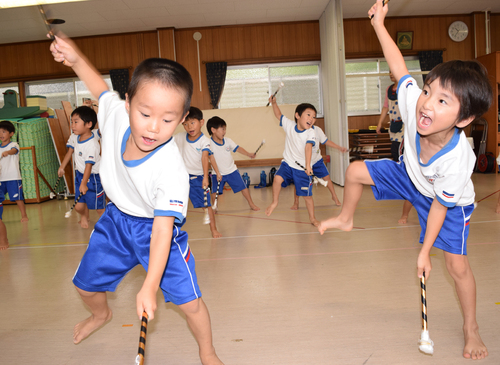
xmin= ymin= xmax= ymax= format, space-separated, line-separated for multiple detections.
xmin=269 ymin=96 xmax=282 ymax=121
xmin=1 ymin=147 xmax=18 ymax=158
xmin=368 ymin=0 xmax=408 ymax=82
xmin=201 ymin=150 xmax=210 ymax=189
xmin=209 ymin=155 xmax=222 ymax=182
xmin=417 ymin=198 xmax=447 ymax=280
xmin=376 ymin=106 xmax=389 ymax=133
xmin=79 ymin=163 xmax=92 ymax=195
xmin=136 ymin=216 xmax=174 ymax=320
xmin=50 ymin=35 xmax=109 ymax=100
xmin=305 ymin=143 xmax=313 ymax=175
xmin=324 ymin=140 xmax=348 ymax=153
xmin=58 ymin=148 xmax=74 ymax=177
xmin=236 ymin=147 xmax=256 ymax=159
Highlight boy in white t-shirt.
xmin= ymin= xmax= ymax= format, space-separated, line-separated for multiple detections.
xmin=0 ymin=120 xmax=29 ymax=222
xmin=207 ymin=116 xmax=260 ymax=211
xmin=320 ymin=1 xmax=492 ymax=359
xmin=58 ymin=106 xmax=105 ymax=229
xmin=50 ymin=35 xmax=222 ymax=364
xmin=175 ymin=107 xmax=222 ymax=238
xmin=265 ymin=97 xmax=318 ymax=226
xmin=291 ymin=125 xmax=347 ymax=210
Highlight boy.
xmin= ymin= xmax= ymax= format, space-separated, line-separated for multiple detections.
xmin=291 ymin=124 xmax=347 ymax=210
xmin=207 ymin=116 xmax=260 ymax=211
xmin=50 ymin=35 xmax=223 ymax=364
xmin=0 ymin=120 xmax=28 ymax=222
xmin=58 ymin=106 xmax=105 ymax=229
xmin=320 ymin=0 xmax=492 ymax=360
xmin=265 ymin=98 xmax=318 ymax=226
xmin=175 ymin=107 xmax=222 ymax=238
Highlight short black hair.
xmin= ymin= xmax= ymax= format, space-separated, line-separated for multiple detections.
xmin=294 ymin=103 xmax=317 ymax=123
xmin=0 ymin=120 xmax=15 ymax=134
xmin=206 ymin=116 xmax=226 ymax=136
xmin=71 ymin=106 xmax=98 ymax=129
xmin=425 ymin=60 xmax=492 ymax=123
xmin=186 ymin=106 xmax=203 ymax=121
xmin=127 ymin=58 xmax=193 ymax=116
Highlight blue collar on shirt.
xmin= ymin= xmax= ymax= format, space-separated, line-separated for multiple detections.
xmin=121 ymin=127 xmax=172 ymax=167
xmin=294 ymin=125 xmax=307 ymax=133
xmin=186 ymin=132 xmax=204 ymax=144
xmin=416 ymin=128 xmax=461 ymax=167
xmin=78 ymin=134 xmax=95 ymax=144
xmin=0 ymin=141 xmax=13 ymax=148
xmin=211 ymin=137 xmax=225 ymax=146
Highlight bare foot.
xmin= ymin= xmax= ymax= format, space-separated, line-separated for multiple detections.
xmin=250 ymin=204 xmax=260 ymax=211
xmin=20 ymin=216 xmax=29 ymax=222
xmin=0 ymin=241 xmax=8 ymax=250
xmin=211 ymin=229 xmax=222 ymax=239
xmin=334 ymin=200 xmax=341 ymax=206
xmin=79 ymin=216 xmax=89 ymax=229
xmin=73 ymin=310 xmax=112 ymax=344
xmin=290 ymin=203 xmax=299 ymax=210
xmin=318 ymin=216 xmax=353 ymax=235
xmin=398 ymin=216 xmax=408 ymax=224
xmin=463 ymin=328 xmax=488 ymax=360
xmin=201 ymin=351 xmax=224 ymax=365
xmin=310 ymin=218 xmax=320 ymax=227
xmin=265 ymin=203 xmax=277 ymax=216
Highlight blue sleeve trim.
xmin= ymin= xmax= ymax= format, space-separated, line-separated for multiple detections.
xmin=85 ymin=160 xmax=96 ymax=165
xmin=202 ymin=148 xmax=211 ymax=153
xmin=436 ymin=195 xmax=455 ymax=208
xmin=233 ymin=145 xmax=239 ymax=153
xmin=66 ymin=144 xmax=74 ymax=149
xmin=307 ymin=140 xmax=316 ymax=146
xmin=98 ymin=91 xmax=109 ymax=100
xmin=322 ymin=138 xmax=328 ymax=145
xmin=154 ymin=210 xmax=184 ymax=225
xmin=12 ymin=147 xmax=19 ymax=155
xmin=397 ymin=74 xmax=412 ymax=92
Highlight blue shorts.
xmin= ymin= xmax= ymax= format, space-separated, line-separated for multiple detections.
xmin=75 ymin=171 xmax=106 ymax=210
xmin=211 ymin=169 xmax=246 ymax=195
xmin=0 ymin=180 xmax=24 ymax=201
xmin=277 ymin=161 xmax=313 ymax=196
xmin=312 ymin=159 xmax=329 ymax=179
xmin=365 ymin=158 xmax=474 ymax=255
xmin=73 ymin=203 xmax=201 ymax=305
xmin=189 ymin=175 xmax=211 ymax=209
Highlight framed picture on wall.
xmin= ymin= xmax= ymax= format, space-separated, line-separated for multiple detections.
xmin=396 ymin=31 xmax=413 ymax=50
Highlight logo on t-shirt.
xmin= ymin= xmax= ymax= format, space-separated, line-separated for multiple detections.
xmin=425 ymin=173 xmax=438 ymax=184
xmin=79 ymin=152 xmax=83 ymax=156
xmin=442 ymin=190 xmax=455 ymax=199
xmin=169 ymin=199 xmax=184 ymax=207
xmin=405 ymin=80 xmax=413 ymax=88
xmin=225 ymin=146 xmax=231 ymax=152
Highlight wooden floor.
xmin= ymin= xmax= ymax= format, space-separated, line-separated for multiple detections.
xmin=1 ymin=173 xmax=500 ymax=364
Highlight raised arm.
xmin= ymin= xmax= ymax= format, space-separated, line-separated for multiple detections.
xmin=269 ymin=96 xmax=282 ymax=121
xmin=50 ymin=35 xmax=109 ymax=100
xmin=368 ymin=0 xmax=408 ymax=82
xmin=236 ymin=146 xmax=256 ymax=159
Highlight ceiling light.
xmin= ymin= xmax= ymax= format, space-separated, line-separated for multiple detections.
xmin=0 ymin=0 xmax=88 ymax=9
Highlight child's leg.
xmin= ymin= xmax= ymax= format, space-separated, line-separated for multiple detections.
xmin=318 ymin=161 xmax=374 ymax=234
xmin=302 ymin=196 xmax=318 ymax=226
xmin=398 ymin=200 xmax=412 ymax=224
xmin=74 ymin=202 xmax=89 ymax=228
xmin=265 ymin=175 xmax=284 ymax=216
xmin=443 ymin=252 xmax=488 ymax=360
xmin=207 ymin=207 xmax=221 ymax=238
xmin=96 ymin=209 xmax=105 ymax=217
xmin=291 ymin=191 xmax=299 ymax=210
xmin=496 ymin=192 xmax=500 ymax=214
xmin=325 ymin=175 xmax=341 ymax=206
xmin=73 ymin=287 xmax=113 ymax=344
xmin=178 ymin=298 xmax=223 ymax=365
xmin=16 ymin=200 xmax=29 ymax=222
xmin=240 ymin=188 xmax=260 ymax=211
xmin=0 ymin=219 xmax=8 ymax=250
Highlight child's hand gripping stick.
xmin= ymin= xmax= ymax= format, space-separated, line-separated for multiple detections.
xmin=65 ymin=192 xmax=83 ymax=218
xmin=266 ymin=82 xmax=285 ymax=106
xmin=295 ymin=161 xmax=328 ymax=187
xmin=135 ymin=311 xmax=149 ymax=365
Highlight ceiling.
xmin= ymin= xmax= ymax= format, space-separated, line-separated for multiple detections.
xmin=0 ymin=0 xmax=499 ymax=45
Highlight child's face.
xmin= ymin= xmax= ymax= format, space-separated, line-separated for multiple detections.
xmin=182 ymin=118 xmax=204 ymax=138
xmin=211 ymin=126 xmax=226 ymax=141
xmin=71 ymin=114 xmax=91 ymax=136
xmin=0 ymin=128 xmax=13 ymax=144
xmin=416 ymin=78 xmax=473 ymax=138
xmin=126 ymin=81 xmax=188 ymax=156
xmin=295 ymin=108 xmax=316 ymax=130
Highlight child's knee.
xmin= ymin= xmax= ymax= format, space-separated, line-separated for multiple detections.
xmin=179 ymin=298 xmax=202 ymax=315
xmin=445 ymin=254 xmax=471 ymax=278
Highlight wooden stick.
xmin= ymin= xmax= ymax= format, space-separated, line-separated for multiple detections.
xmin=135 ymin=311 xmax=149 ymax=365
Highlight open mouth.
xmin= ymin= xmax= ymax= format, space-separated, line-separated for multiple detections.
xmin=142 ymin=136 xmax=156 ymax=146
xmin=418 ymin=113 xmax=432 ymax=129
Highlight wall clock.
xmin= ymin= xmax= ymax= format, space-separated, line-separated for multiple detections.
xmin=448 ymin=21 xmax=468 ymax=42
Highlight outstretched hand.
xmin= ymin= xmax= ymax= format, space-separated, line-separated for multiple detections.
xmin=368 ymin=0 xmax=389 ymax=25
xmin=49 ymin=34 xmax=79 ymax=67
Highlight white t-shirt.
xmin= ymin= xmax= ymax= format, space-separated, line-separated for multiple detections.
xmin=66 ymin=133 xmax=101 ymax=174
xmin=311 ymin=126 xmax=328 ymax=165
xmin=210 ymin=137 xmax=238 ymax=175
xmin=97 ymin=91 xmax=189 ymax=222
xmin=280 ymin=115 xmax=316 ymax=170
xmin=174 ymin=132 xmax=212 ymax=176
xmin=398 ymin=75 xmax=475 ymax=207
xmin=0 ymin=141 xmax=21 ymax=182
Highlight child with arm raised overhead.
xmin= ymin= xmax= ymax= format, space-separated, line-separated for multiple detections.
xmin=175 ymin=107 xmax=222 ymax=238
xmin=319 ymin=0 xmax=492 ymax=360
xmin=207 ymin=116 xmax=260 ymax=211
xmin=58 ymin=106 xmax=105 ymax=228
xmin=50 ymin=35 xmax=223 ymax=365
xmin=265 ymin=96 xmax=318 ymax=226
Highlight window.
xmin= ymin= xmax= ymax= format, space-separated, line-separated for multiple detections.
xmin=345 ymin=58 xmax=424 ymax=116
xmin=0 ymin=83 xmax=20 ymax=108
xmin=25 ymin=76 xmax=113 ymax=110
xmin=219 ymin=62 xmax=323 ymax=116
